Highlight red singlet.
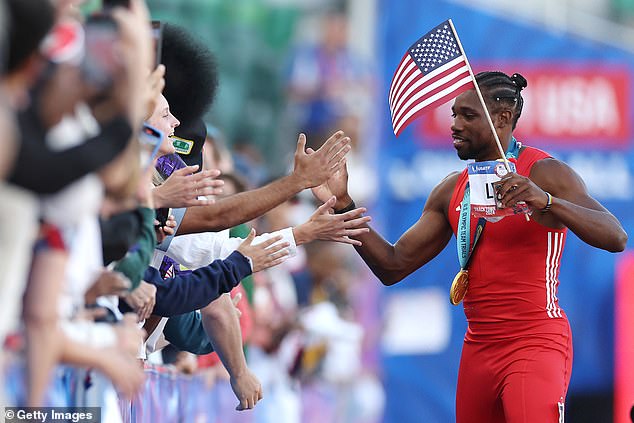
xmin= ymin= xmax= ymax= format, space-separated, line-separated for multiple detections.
xmin=448 ymin=146 xmax=572 ymax=423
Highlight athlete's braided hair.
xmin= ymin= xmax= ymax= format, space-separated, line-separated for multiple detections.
xmin=475 ymin=71 xmax=527 ymax=130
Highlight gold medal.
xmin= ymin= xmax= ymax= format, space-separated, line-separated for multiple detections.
xmin=449 ymin=270 xmax=469 ymax=305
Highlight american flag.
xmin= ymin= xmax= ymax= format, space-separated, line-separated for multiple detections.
xmin=389 ymin=20 xmax=474 ymax=137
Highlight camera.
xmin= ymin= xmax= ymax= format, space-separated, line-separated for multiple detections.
xmin=151 ymin=20 xmax=164 ymax=66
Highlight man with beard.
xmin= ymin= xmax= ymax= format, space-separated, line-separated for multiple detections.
xmin=311 ymin=71 xmax=627 ymax=423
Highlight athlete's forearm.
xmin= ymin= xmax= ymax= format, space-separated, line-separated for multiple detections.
xmin=351 ymin=203 xmax=453 ymax=285
xmin=351 ymin=225 xmax=410 ymax=285
xmin=177 ymin=174 xmax=306 ymax=234
xmin=548 ymin=197 xmax=627 ymax=252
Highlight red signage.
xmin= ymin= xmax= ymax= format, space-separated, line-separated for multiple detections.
xmin=415 ymin=64 xmax=631 ymax=149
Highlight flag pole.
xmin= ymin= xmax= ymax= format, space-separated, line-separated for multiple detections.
xmin=448 ymin=19 xmax=511 ymax=172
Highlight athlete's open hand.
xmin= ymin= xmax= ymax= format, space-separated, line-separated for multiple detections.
xmin=308 ymin=148 xmax=353 ymax=210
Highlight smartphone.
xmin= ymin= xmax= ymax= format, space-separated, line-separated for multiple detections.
xmin=155 ymin=152 xmax=188 ymax=180
xmin=140 ymin=122 xmax=163 ymax=148
xmin=81 ymin=15 xmax=120 ymax=90
xmin=154 ymin=154 xmax=188 ymax=229
xmin=155 ymin=207 xmax=170 ymax=228
xmin=139 ymin=123 xmax=164 ymax=170
xmin=151 ymin=20 xmax=164 ymax=67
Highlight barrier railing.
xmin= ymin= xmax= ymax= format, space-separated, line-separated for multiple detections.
xmin=4 ymin=362 xmax=258 ymax=423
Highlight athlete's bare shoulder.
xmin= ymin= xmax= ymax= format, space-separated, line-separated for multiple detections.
xmin=529 ymin=157 xmax=582 ymax=195
xmin=439 ymin=170 xmax=461 ymax=187
xmin=424 ymin=171 xmax=461 ymax=214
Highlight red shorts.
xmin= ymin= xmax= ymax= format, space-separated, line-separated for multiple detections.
xmin=456 ymin=325 xmax=572 ymax=423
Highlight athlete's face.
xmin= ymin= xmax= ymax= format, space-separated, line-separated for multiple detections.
xmin=450 ymin=90 xmax=501 ymax=161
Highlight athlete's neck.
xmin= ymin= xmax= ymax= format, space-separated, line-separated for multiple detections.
xmin=475 ymin=133 xmax=513 ymax=162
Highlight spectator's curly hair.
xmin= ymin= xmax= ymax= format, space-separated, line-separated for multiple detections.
xmin=161 ymin=23 xmax=218 ymax=126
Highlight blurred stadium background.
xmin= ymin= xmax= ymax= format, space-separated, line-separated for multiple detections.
xmin=106 ymin=0 xmax=634 ymax=421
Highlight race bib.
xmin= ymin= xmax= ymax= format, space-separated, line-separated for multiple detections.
xmin=467 ymin=160 xmax=529 ymax=220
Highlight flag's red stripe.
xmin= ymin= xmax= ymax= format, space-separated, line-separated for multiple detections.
xmin=390 ymin=67 xmax=422 ymax=112
xmin=394 ymin=80 xmax=474 ymax=136
xmin=391 ymin=60 xmax=469 ymax=121
xmin=392 ymin=67 xmax=471 ymax=129
xmin=394 ymin=76 xmax=473 ymax=134
xmin=388 ymin=53 xmax=414 ymax=107
xmin=389 ymin=63 xmax=418 ymax=110
xmin=388 ymin=50 xmax=411 ymax=103
xmin=393 ymin=68 xmax=470 ymax=128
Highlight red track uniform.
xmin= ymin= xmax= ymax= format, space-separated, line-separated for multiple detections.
xmin=448 ymin=146 xmax=572 ymax=423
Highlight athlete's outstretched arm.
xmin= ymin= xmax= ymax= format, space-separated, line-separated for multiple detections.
xmin=311 ymin=162 xmax=456 ymax=285
xmin=497 ymin=158 xmax=627 ymax=252
xmin=353 ymin=197 xmax=454 ymax=285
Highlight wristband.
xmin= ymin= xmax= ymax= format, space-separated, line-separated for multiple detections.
xmin=541 ymin=192 xmax=552 ymax=213
xmin=335 ymin=200 xmax=356 ymax=214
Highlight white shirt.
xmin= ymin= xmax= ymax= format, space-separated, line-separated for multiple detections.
xmin=143 ymin=227 xmax=298 ymax=356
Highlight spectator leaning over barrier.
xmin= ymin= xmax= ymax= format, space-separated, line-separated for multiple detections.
xmin=0 ymin=0 xmax=56 ymax=366
xmin=19 ymin=0 xmax=154 ymax=407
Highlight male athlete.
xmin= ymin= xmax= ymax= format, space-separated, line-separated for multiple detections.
xmin=311 ymin=71 xmax=628 ymax=422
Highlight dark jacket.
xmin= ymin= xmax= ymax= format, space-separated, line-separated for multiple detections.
xmin=143 ymin=250 xmax=251 ymax=317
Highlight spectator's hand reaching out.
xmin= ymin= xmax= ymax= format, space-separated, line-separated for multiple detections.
xmin=292 ymin=131 xmax=350 ymax=189
xmin=152 ymin=165 xmax=224 ymax=208
xmin=84 ymin=270 xmax=131 ymax=305
xmin=230 ymin=368 xmax=263 ymax=411
xmin=236 ymin=229 xmax=289 ymax=272
xmin=154 ymin=214 xmax=176 ymax=244
xmin=123 ymin=281 xmax=157 ymax=322
xmin=293 ymin=196 xmax=370 ymax=246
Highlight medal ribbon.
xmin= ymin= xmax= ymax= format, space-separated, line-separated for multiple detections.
xmin=456 ymin=185 xmax=485 ymax=270
xmin=456 ymin=137 xmax=521 ymax=270
xmin=506 ymin=137 xmax=521 ymax=160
